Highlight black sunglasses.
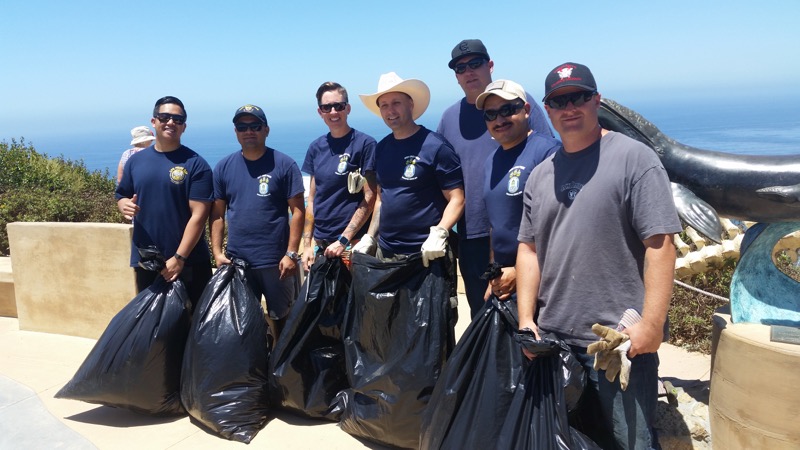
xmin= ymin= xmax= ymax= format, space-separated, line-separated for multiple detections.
xmin=545 ymin=91 xmax=597 ymax=110
xmin=483 ymin=101 xmax=525 ymax=122
xmin=454 ymin=57 xmax=487 ymax=74
xmin=235 ymin=123 xmax=263 ymax=132
xmin=319 ymin=102 xmax=347 ymax=113
xmin=154 ymin=113 xmax=186 ymax=125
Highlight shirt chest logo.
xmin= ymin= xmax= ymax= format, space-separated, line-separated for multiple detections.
xmin=402 ymin=155 xmax=420 ymax=180
xmin=335 ymin=153 xmax=352 ymax=176
xmin=507 ymin=166 xmax=525 ymax=196
xmin=169 ymin=166 xmax=188 ymax=184
xmin=257 ymin=174 xmax=271 ymax=197
xmin=561 ymin=181 xmax=584 ymax=201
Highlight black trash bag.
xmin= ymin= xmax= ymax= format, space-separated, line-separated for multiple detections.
xmin=180 ymin=258 xmax=270 ymax=443
xmin=334 ymin=252 xmax=456 ymax=449
xmin=269 ymin=256 xmax=351 ymax=420
xmin=56 ymin=248 xmax=191 ymax=416
xmin=420 ymin=297 xmax=524 ymax=450
xmin=515 ymin=330 xmax=586 ymax=413
xmin=496 ymin=334 xmax=599 ymax=450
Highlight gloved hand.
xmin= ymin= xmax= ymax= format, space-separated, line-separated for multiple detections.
xmin=587 ymin=323 xmax=632 ymax=390
xmin=421 ymin=226 xmax=448 ymax=267
xmin=347 ymin=169 xmax=366 ymax=194
xmin=351 ymin=234 xmax=376 ymax=255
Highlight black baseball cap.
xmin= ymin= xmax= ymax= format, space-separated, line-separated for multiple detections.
xmin=448 ymin=39 xmax=490 ymax=69
xmin=232 ymin=104 xmax=268 ymax=124
xmin=542 ymin=62 xmax=597 ymax=101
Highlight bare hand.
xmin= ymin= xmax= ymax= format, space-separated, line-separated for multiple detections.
xmin=490 ymin=267 xmax=516 ymax=300
xmin=279 ymin=255 xmax=297 ymax=280
xmin=622 ymin=320 xmax=663 ymax=357
xmin=160 ymin=256 xmax=184 ymax=282
xmin=120 ymin=194 xmax=140 ymax=221
xmin=214 ymin=253 xmax=231 ymax=267
xmin=301 ymin=247 xmax=316 ymax=272
xmin=324 ymin=241 xmax=346 ymax=258
xmin=518 ymin=320 xmax=542 ymax=360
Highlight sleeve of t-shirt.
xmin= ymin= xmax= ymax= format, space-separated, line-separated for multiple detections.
xmin=630 ymin=163 xmax=682 ymax=240
xmin=286 ymin=161 xmax=305 ymax=199
xmin=434 ymin=142 xmax=464 ymax=191
xmin=517 ymin=170 xmax=537 ymax=244
xmin=361 ymin=137 xmax=377 ymax=172
xmin=115 ymin=158 xmax=134 ymax=200
xmin=213 ymin=160 xmax=226 ymax=201
xmin=301 ymin=143 xmax=315 ymax=175
xmin=189 ymin=160 xmax=214 ymax=202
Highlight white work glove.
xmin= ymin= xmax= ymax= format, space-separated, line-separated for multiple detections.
xmin=347 ymin=169 xmax=366 ymax=194
xmin=587 ymin=324 xmax=632 ymax=390
xmin=351 ymin=234 xmax=376 ymax=256
xmin=421 ymin=226 xmax=448 ymax=268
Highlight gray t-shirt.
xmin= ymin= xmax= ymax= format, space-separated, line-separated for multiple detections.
xmin=518 ymin=131 xmax=681 ymax=346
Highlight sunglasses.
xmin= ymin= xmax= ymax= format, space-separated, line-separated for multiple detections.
xmin=454 ymin=57 xmax=487 ymax=74
xmin=545 ymin=91 xmax=597 ymax=110
xmin=483 ymin=101 xmax=525 ymax=122
xmin=154 ymin=113 xmax=186 ymax=125
xmin=319 ymin=102 xmax=347 ymax=113
xmin=235 ymin=123 xmax=263 ymax=132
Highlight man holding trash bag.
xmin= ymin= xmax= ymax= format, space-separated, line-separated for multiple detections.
xmin=210 ymin=104 xmax=305 ymax=341
xmin=353 ymin=72 xmax=464 ymax=265
xmin=116 ymin=95 xmax=214 ymax=307
xmin=515 ymin=62 xmax=680 ymax=449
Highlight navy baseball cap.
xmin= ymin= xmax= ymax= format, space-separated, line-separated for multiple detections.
xmin=232 ymin=104 xmax=268 ymax=124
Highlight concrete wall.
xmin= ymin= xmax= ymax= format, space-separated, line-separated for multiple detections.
xmin=0 ymin=257 xmax=15 ymax=317
xmin=7 ymin=222 xmax=136 ymax=339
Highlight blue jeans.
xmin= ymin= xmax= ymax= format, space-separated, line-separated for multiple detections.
xmin=457 ymin=236 xmax=490 ymax=319
xmin=570 ymin=346 xmax=660 ymax=450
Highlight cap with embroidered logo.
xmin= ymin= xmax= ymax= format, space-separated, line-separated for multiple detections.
xmin=448 ymin=39 xmax=490 ymax=69
xmin=232 ymin=104 xmax=268 ymax=125
xmin=542 ymin=62 xmax=597 ymax=101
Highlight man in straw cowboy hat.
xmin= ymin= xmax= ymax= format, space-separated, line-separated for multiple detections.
xmin=117 ymin=126 xmax=155 ymax=185
xmin=353 ymin=72 xmax=464 ymax=269
xmin=438 ymin=39 xmax=553 ymax=319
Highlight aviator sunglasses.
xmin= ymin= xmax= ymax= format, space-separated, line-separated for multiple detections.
xmin=483 ymin=101 xmax=525 ymax=122
xmin=453 ymin=57 xmax=487 ymax=74
xmin=545 ymin=91 xmax=597 ymax=110
xmin=319 ymin=102 xmax=347 ymax=113
xmin=235 ymin=122 xmax=263 ymax=132
xmin=154 ymin=113 xmax=186 ymax=125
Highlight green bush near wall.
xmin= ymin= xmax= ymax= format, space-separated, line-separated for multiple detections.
xmin=0 ymin=138 xmax=123 ymax=255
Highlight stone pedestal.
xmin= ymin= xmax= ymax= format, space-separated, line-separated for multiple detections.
xmin=710 ymin=308 xmax=800 ymax=449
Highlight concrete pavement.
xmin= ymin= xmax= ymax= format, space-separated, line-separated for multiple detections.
xmin=0 ymin=294 xmax=712 ymax=449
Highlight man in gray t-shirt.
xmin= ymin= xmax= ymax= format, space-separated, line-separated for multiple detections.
xmin=516 ymin=62 xmax=681 ymax=450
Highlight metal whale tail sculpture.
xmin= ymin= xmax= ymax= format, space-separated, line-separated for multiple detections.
xmin=598 ymin=98 xmax=800 ymax=242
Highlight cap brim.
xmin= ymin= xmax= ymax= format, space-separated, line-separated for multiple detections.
xmin=448 ymin=52 xmax=490 ymax=69
xmin=475 ymin=90 xmax=523 ymax=110
xmin=542 ymin=84 xmax=597 ymax=102
xmin=359 ymin=79 xmax=431 ymax=121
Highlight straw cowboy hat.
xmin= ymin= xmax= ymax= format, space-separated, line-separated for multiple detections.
xmin=359 ymin=72 xmax=430 ymax=120
xmin=129 ymin=126 xmax=155 ymax=145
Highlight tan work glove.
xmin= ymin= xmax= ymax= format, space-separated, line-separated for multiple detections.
xmin=347 ymin=169 xmax=366 ymax=194
xmin=587 ymin=323 xmax=632 ymax=390
xmin=421 ymin=226 xmax=448 ymax=267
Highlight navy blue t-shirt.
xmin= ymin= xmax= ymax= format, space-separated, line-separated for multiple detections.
xmin=484 ymin=132 xmax=560 ymax=266
xmin=302 ymin=128 xmax=376 ymax=241
xmin=214 ymin=148 xmax=304 ymax=268
xmin=115 ymin=145 xmax=214 ymax=266
xmin=438 ymin=94 xmax=552 ymax=240
xmin=375 ymin=126 xmax=463 ymax=255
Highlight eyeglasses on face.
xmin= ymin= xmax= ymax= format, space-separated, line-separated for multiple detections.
xmin=154 ymin=113 xmax=186 ymax=125
xmin=319 ymin=102 xmax=347 ymax=113
xmin=454 ymin=57 xmax=487 ymax=74
xmin=483 ymin=101 xmax=525 ymax=122
xmin=235 ymin=123 xmax=263 ymax=132
xmin=545 ymin=91 xmax=597 ymax=110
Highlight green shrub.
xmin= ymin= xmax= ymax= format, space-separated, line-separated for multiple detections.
xmin=0 ymin=138 xmax=123 ymax=255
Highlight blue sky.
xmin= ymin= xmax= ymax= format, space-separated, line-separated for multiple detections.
xmin=2 ymin=0 xmax=799 ymax=143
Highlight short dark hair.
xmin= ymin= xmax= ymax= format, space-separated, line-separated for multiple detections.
xmin=153 ymin=96 xmax=187 ymax=118
xmin=315 ymin=82 xmax=348 ymax=104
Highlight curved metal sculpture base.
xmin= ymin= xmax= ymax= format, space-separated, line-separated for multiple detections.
xmin=730 ymin=222 xmax=800 ymax=325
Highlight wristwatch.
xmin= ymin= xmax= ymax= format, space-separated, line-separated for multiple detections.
xmin=337 ymin=235 xmax=350 ymax=246
xmin=174 ymin=252 xmax=188 ymax=262
xmin=286 ymin=251 xmax=300 ymax=261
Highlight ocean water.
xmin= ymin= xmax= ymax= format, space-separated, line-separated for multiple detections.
xmin=11 ymin=98 xmax=800 ymax=176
